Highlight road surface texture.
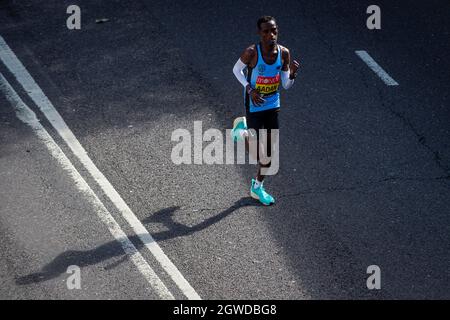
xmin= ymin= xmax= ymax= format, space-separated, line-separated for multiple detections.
xmin=0 ymin=0 xmax=449 ymax=299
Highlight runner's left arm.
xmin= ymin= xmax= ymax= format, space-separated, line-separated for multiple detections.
xmin=281 ymin=47 xmax=300 ymax=89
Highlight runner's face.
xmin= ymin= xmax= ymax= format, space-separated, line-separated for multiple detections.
xmin=259 ymin=21 xmax=278 ymax=46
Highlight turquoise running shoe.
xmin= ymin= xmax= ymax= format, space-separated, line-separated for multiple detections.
xmin=250 ymin=179 xmax=275 ymax=206
xmin=230 ymin=116 xmax=247 ymax=142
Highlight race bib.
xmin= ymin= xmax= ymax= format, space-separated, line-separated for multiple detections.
xmin=256 ymin=74 xmax=280 ymax=95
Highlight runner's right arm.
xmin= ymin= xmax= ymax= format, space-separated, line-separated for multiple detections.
xmin=232 ymin=47 xmax=265 ymax=106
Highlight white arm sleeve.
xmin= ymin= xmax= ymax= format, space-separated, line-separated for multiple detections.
xmin=233 ymin=58 xmax=250 ymax=88
xmin=281 ymin=70 xmax=294 ymax=90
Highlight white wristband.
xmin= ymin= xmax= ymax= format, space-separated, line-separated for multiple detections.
xmin=281 ymin=70 xmax=294 ymax=89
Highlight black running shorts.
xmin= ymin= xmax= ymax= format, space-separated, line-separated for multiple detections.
xmin=246 ymin=108 xmax=279 ymax=159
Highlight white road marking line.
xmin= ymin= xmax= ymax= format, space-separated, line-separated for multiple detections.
xmin=355 ymin=50 xmax=399 ymax=86
xmin=0 ymin=35 xmax=201 ymax=300
xmin=0 ymin=72 xmax=174 ymax=300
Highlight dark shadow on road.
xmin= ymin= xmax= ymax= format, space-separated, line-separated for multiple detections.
xmin=15 ymin=197 xmax=259 ymax=285
xmin=142 ymin=197 xmax=261 ymax=242
xmin=15 ymin=239 xmax=130 ymax=285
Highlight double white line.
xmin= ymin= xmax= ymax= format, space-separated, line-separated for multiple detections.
xmin=0 ymin=35 xmax=200 ymax=300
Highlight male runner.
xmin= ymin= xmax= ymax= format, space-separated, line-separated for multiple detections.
xmin=231 ymin=16 xmax=299 ymax=205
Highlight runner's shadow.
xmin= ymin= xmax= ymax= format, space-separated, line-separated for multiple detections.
xmin=15 ymin=237 xmax=135 ymax=285
xmin=15 ymin=197 xmax=258 ymax=285
xmin=142 ymin=197 xmax=261 ymax=242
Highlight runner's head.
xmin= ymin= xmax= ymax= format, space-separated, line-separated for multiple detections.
xmin=257 ymin=16 xmax=278 ymax=46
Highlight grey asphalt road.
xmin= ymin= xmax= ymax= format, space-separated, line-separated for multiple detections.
xmin=0 ymin=0 xmax=449 ymax=299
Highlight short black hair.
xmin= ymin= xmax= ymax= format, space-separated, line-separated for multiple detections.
xmin=257 ymin=16 xmax=276 ymax=30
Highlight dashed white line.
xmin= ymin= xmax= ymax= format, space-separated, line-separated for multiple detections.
xmin=0 ymin=35 xmax=201 ymax=300
xmin=0 ymin=72 xmax=174 ymax=300
xmin=355 ymin=50 xmax=399 ymax=86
